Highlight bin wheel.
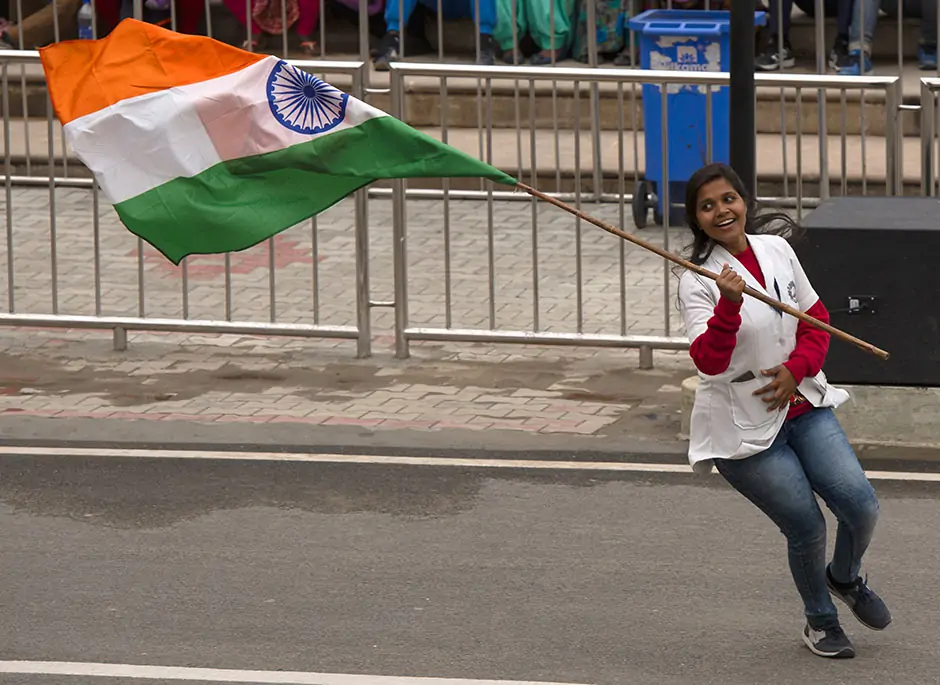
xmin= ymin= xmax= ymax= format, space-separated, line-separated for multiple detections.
xmin=653 ymin=206 xmax=663 ymax=227
xmin=632 ymin=180 xmax=651 ymax=229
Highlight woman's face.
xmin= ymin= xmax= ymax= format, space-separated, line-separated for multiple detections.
xmin=694 ymin=177 xmax=748 ymax=253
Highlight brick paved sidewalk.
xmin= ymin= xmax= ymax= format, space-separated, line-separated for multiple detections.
xmin=0 ymin=327 xmax=693 ymax=452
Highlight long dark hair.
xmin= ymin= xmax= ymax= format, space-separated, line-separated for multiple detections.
xmin=683 ymin=163 xmax=804 ymax=265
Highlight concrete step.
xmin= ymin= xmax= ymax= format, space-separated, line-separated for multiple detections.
xmin=374 ymin=72 xmax=909 ymax=137
xmin=4 ymin=119 xmax=919 ymax=198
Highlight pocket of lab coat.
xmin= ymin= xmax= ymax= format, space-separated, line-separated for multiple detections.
xmin=729 ymin=378 xmax=778 ymax=430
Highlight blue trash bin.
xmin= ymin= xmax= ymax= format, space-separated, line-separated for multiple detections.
xmin=627 ymin=9 xmax=766 ymax=228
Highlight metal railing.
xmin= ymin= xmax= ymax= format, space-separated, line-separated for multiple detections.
xmin=386 ymin=62 xmax=903 ymax=360
xmin=0 ymin=52 xmax=914 ymax=367
xmin=922 ymin=77 xmax=940 ymax=196
xmin=0 ymin=51 xmax=374 ymax=356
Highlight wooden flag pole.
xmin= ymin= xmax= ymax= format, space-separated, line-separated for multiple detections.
xmin=515 ymin=182 xmax=890 ymax=361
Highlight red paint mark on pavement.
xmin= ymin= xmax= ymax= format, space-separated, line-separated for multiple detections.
xmin=379 ymin=419 xmax=439 ymax=430
xmin=323 ymin=416 xmax=384 ymax=427
xmin=267 ymin=416 xmax=329 ymax=425
xmin=129 ymin=235 xmax=321 ymax=280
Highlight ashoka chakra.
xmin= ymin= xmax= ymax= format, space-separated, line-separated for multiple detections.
xmin=266 ymin=60 xmax=349 ymax=135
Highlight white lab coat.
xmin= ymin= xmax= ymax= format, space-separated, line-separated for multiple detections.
xmin=678 ymin=233 xmax=849 ymax=474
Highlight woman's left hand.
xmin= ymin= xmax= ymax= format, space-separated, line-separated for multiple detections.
xmin=753 ymin=365 xmax=798 ymax=412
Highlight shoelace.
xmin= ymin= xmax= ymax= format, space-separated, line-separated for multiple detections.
xmin=853 ymin=575 xmax=876 ymax=604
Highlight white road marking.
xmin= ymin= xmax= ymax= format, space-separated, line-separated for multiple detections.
xmin=0 ymin=661 xmax=591 ymax=685
xmin=0 ymin=445 xmax=938 ymax=482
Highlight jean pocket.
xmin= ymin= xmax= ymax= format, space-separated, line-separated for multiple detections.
xmin=730 ymin=378 xmax=778 ymax=431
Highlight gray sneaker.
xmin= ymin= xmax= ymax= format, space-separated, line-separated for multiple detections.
xmin=373 ymin=32 xmax=400 ymax=72
xmin=802 ymin=623 xmax=855 ymax=659
xmin=755 ymin=44 xmax=796 ymax=71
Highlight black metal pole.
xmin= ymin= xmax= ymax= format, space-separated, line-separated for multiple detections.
xmin=729 ymin=0 xmax=757 ymax=198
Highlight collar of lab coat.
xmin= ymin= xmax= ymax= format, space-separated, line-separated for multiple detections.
xmin=709 ymin=235 xmax=780 ymax=303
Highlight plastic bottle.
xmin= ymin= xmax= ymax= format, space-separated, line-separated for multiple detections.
xmin=77 ymin=0 xmax=94 ymax=40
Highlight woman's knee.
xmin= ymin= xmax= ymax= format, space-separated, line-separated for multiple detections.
xmin=780 ymin=506 xmax=829 ymax=552
xmin=845 ymin=485 xmax=880 ymax=530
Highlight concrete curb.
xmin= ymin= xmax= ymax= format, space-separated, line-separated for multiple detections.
xmin=1 ymin=413 xmax=939 ymax=471
xmin=0 ymin=415 xmax=690 ymax=462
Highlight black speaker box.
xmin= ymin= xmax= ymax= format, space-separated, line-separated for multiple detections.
xmin=794 ymin=197 xmax=940 ymax=387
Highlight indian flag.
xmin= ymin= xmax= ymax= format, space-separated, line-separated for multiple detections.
xmin=39 ymin=19 xmax=516 ymax=264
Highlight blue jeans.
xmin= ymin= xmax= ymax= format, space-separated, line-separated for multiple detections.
xmin=881 ymin=0 xmax=938 ymax=46
xmin=772 ymin=0 xmax=854 ymax=41
xmin=842 ymin=0 xmax=936 ymax=52
xmin=715 ymin=408 xmax=880 ymax=630
xmin=847 ymin=0 xmax=881 ymax=52
xmin=385 ymin=0 xmax=497 ymax=34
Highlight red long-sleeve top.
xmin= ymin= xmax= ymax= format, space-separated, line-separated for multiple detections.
xmin=689 ymin=246 xmax=830 ymax=421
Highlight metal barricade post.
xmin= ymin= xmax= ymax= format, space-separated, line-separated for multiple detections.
xmin=922 ymin=78 xmax=940 ymax=196
xmin=388 ymin=66 xmax=409 ymax=359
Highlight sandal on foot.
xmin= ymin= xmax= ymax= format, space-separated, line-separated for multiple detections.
xmin=241 ymin=33 xmax=263 ymax=51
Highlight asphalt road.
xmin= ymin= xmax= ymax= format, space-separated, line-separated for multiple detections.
xmin=1 ymin=452 xmax=939 ymax=685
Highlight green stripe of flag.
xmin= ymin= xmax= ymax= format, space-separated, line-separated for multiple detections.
xmin=115 ymin=116 xmax=517 ymax=264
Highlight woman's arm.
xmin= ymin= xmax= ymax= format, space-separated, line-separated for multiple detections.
xmin=779 ymin=239 xmax=831 ymax=383
xmin=679 ymin=273 xmax=742 ymax=376
xmin=782 ymin=299 xmax=831 ymax=384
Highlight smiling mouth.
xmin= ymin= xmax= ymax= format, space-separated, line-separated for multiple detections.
xmin=715 ymin=217 xmax=736 ymax=228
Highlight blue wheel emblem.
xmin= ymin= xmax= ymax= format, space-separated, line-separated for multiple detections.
xmin=266 ymin=60 xmax=349 ymax=135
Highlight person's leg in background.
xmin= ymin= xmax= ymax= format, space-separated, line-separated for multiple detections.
xmin=879 ymin=0 xmax=937 ymax=68
xmin=95 ymin=0 xmax=122 ymax=33
xmin=329 ymin=0 xmax=387 ymax=42
xmin=839 ymin=0 xmax=878 ymax=74
xmin=917 ymin=0 xmax=937 ymax=68
xmin=382 ymin=0 xmax=419 ymax=32
xmin=222 ymin=0 xmax=265 ymax=49
xmin=756 ymin=0 xmax=796 ymax=70
xmin=295 ymin=0 xmax=321 ymax=53
xmin=175 ymin=0 xmax=205 ymax=34
xmin=527 ymin=0 xmax=575 ymax=64
xmin=494 ymin=0 xmax=528 ymax=63
xmin=475 ymin=0 xmax=498 ymax=63
xmin=373 ymin=0 xmax=420 ymax=68
xmin=467 ymin=0 xmax=498 ymax=63
xmin=790 ymin=0 xmax=855 ymax=69
xmin=434 ymin=0 xmax=497 ymax=64
xmin=830 ymin=0 xmax=855 ymax=68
